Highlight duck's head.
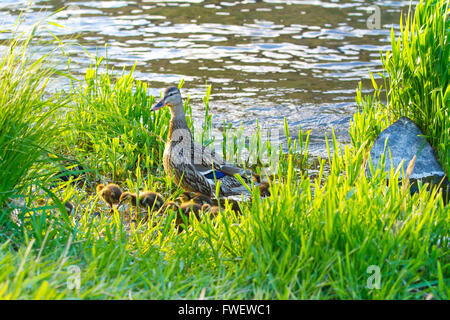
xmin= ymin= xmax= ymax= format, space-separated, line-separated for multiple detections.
xmin=152 ymin=87 xmax=183 ymax=113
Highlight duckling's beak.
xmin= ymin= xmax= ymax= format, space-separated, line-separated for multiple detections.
xmin=151 ymin=99 xmax=165 ymax=111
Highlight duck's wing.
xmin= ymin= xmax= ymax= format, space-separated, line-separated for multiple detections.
xmin=219 ymin=164 xmax=248 ymax=176
xmin=192 ymin=141 xmax=224 ymax=170
xmin=177 ymin=161 xmax=214 ymax=196
xmin=192 ymin=141 xmax=250 ymax=179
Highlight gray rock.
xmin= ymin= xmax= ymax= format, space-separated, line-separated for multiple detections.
xmin=366 ymin=117 xmax=447 ymax=192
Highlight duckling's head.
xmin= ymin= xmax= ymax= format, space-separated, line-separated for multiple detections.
xmin=151 ymin=87 xmax=183 ymax=114
xmin=96 ymin=184 xmax=105 ymax=194
xmin=179 ymin=192 xmax=193 ymax=203
xmin=252 ymin=174 xmax=261 ymax=184
xmin=118 ymin=191 xmax=137 ymax=208
xmin=201 ymin=204 xmax=211 ymax=212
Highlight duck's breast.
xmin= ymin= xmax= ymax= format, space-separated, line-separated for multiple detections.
xmin=163 ymin=142 xmax=185 ymax=185
xmin=162 ymin=142 xmax=172 ymax=173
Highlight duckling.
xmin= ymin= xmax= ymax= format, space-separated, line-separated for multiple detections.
xmin=96 ymin=183 xmax=123 ymax=213
xmin=56 ymin=164 xmax=85 ymax=183
xmin=252 ymin=173 xmax=262 ymax=183
xmin=118 ymin=191 xmax=165 ymax=213
xmin=215 ymin=198 xmax=242 ymax=215
xmin=201 ymin=203 xmax=220 ymax=218
xmin=163 ymin=201 xmax=180 ymax=212
xmin=179 ymin=191 xmax=213 ymax=206
xmin=178 ymin=201 xmax=203 ymax=221
xmin=164 ymin=201 xmax=202 ymax=232
xmin=258 ymin=182 xmax=271 ymax=197
xmin=37 ymin=198 xmax=74 ymax=215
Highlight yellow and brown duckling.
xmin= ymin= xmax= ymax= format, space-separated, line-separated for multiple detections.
xmin=201 ymin=203 xmax=220 ymax=219
xmin=179 ymin=191 xmax=213 ymax=206
xmin=96 ymin=183 xmax=123 ymax=213
xmin=252 ymin=174 xmax=271 ymax=197
xmin=178 ymin=201 xmax=203 ymax=222
xmin=164 ymin=200 xmax=203 ymax=232
xmin=180 ymin=191 xmax=228 ymax=217
xmin=118 ymin=191 xmax=165 ymax=213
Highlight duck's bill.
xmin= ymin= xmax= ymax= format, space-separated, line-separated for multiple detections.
xmin=151 ymin=99 xmax=165 ymax=111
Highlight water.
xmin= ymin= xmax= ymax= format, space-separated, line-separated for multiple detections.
xmin=0 ymin=0 xmax=415 ymax=156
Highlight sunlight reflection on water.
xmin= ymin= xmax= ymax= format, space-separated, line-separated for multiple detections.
xmin=0 ymin=0 xmax=417 ymax=155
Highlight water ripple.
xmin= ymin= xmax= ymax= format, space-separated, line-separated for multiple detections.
xmin=0 ymin=0 xmax=415 ymax=156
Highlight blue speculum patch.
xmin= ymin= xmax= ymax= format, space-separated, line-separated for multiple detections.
xmin=204 ymin=171 xmax=226 ymax=180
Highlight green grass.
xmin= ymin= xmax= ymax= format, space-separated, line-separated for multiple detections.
xmin=351 ymin=0 xmax=449 ymax=173
xmin=64 ymin=59 xmax=168 ymax=182
xmin=0 ymin=2 xmax=448 ymax=300
xmin=0 ymin=132 xmax=448 ymax=299
xmin=0 ymin=25 xmax=71 ymax=243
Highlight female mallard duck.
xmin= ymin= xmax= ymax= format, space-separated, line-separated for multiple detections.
xmin=152 ymin=86 xmax=252 ymax=197
xmin=96 ymin=183 xmax=123 ymax=213
xmin=118 ymin=191 xmax=165 ymax=212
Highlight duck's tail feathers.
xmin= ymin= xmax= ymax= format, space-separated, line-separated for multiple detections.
xmin=220 ymin=165 xmax=252 ymax=180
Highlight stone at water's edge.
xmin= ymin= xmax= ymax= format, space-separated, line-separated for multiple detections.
xmin=366 ymin=116 xmax=448 ymax=194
